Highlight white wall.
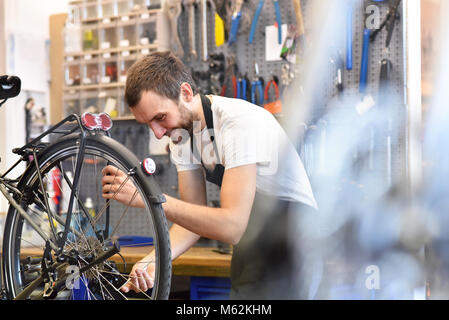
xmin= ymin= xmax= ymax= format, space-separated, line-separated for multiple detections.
xmin=0 ymin=0 xmax=71 ymax=212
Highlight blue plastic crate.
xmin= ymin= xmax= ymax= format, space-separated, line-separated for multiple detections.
xmin=190 ymin=277 xmax=231 ymax=300
xmin=118 ymin=235 xmax=153 ymax=247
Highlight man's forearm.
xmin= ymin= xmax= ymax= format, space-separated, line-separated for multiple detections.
xmin=140 ymin=223 xmax=199 ymax=264
xmin=162 ymin=194 xmax=244 ymax=245
xmin=168 ymin=223 xmax=201 ymax=260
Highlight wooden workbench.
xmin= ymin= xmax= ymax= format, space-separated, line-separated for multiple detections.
xmin=20 ymin=246 xmax=232 ymax=278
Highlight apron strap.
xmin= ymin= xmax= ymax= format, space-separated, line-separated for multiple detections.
xmin=193 ymin=94 xmax=224 ymax=187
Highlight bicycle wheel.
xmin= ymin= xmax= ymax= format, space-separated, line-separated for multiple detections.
xmin=2 ymin=133 xmax=171 ymax=300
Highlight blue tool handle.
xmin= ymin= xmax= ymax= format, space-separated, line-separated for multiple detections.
xmin=258 ymin=84 xmax=264 ymax=105
xmin=251 ymin=82 xmax=263 ymax=105
xmin=248 ymin=0 xmax=265 ymax=44
xmin=251 ymin=85 xmax=256 ymax=104
xmin=236 ymin=80 xmax=241 ymax=99
xmin=228 ymin=12 xmax=242 ymax=45
xmin=359 ymin=28 xmax=370 ymax=93
xmin=274 ymin=1 xmax=282 ymax=44
xmin=242 ymin=80 xmax=247 ymax=100
xmin=346 ymin=2 xmax=353 ymax=70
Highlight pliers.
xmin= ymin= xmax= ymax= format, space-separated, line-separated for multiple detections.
xmin=264 ymin=76 xmax=280 ymax=103
xmin=220 ymin=75 xmax=237 ymax=97
xmin=248 ymin=0 xmax=282 ymax=44
xmin=228 ymin=0 xmax=245 ymax=45
xmin=237 ymin=75 xmax=249 ymax=101
xmin=251 ymin=63 xmax=264 ymax=105
xmin=221 ymin=56 xmax=238 ymax=97
xmin=251 ymin=78 xmax=264 ymax=105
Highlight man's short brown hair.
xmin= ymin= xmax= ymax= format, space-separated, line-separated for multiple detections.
xmin=125 ymin=51 xmax=198 ymax=108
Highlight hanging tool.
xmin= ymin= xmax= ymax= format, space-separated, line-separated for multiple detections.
xmin=248 ymin=0 xmax=283 ymax=44
xmin=264 ymin=76 xmax=282 ymax=114
xmin=376 ymin=58 xmax=393 ymax=186
xmin=280 ymin=0 xmax=304 ymax=63
xmin=273 ymin=0 xmax=282 ymax=44
xmin=208 ymin=0 xmax=225 ymax=47
xmin=369 ymin=0 xmax=402 ymax=49
xmin=359 ymin=0 xmax=401 ymax=93
xmin=251 ymin=63 xmax=264 ymax=105
xmin=200 ymin=0 xmax=208 ymax=61
xmin=213 ymin=0 xmax=232 ymax=38
xmin=209 ymin=53 xmax=225 ymax=95
xmin=280 ymin=24 xmax=298 ymax=62
xmin=359 ymin=28 xmax=371 ymax=93
xmin=251 ymin=78 xmax=264 ymax=105
xmin=331 ymin=49 xmax=345 ymax=95
xmin=248 ymin=0 xmax=264 ymax=44
xmin=185 ymin=0 xmax=198 ymax=60
xmin=228 ymin=0 xmax=244 ymax=45
xmin=221 ymin=75 xmax=237 ymax=97
xmin=215 ymin=9 xmax=226 ymax=47
xmin=346 ymin=0 xmax=353 ymax=70
xmin=237 ymin=75 xmax=249 ymax=101
xmin=221 ymin=56 xmax=238 ymax=97
xmin=292 ymin=0 xmax=305 ymax=38
xmin=166 ymin=0 xmax=184 ymax=58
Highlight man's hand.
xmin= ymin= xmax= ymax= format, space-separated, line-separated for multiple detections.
xmin=101 ymin=165 xmax=145 ymax=208
xmin=121 ymin=256 xmax=156 ymax=293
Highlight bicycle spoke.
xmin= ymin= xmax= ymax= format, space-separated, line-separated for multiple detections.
xmin=108 ymin=189 xmax=139 ymax=240
xmin=92 ymin=174 xmax=132 ymax=226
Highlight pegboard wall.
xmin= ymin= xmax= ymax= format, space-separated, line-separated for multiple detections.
xmin=173 ymin=0 xmax=407 ymax=188
xmin=176 ymin=0 xmax=300 ymax=98
xmin=173 ymin=0 xmax=405 ymax=115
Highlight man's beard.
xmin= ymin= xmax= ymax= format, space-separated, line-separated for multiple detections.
xmin=170 ymin=101 xmax=198 ymax=145
xmin=178 ymin=101 xmax=195 ymax=135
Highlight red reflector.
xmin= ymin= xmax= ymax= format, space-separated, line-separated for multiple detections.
xmin=81 ymin=112 xmax=98 ymax=130
xmin=81 ymin=112 xmax=113 ymax=131
xmin=98 ymin=113 xmax=113 ymax=131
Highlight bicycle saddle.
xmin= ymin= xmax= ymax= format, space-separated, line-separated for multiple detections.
xmin=0 ymin=75 xmax=21 ymax=100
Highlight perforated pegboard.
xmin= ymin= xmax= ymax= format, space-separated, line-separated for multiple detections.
xmin=168 ymin=0 xmax=407 ymax=193
xmin=293 ymin=0 xmax=407 ymax=188
xmin=176 ymin=0 xmax=299 ymax=97
xmin=345 ymin=0 xmax=406 ymax=187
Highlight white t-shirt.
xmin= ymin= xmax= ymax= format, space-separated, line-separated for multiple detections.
xmin=169 ymin=95 xmax=318 ymax=209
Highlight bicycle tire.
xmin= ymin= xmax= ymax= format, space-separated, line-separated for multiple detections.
xmin=2 ymin=133 xmax=171 ymax=300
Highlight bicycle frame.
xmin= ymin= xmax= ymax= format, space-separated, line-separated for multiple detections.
xmin=0 ymin=113 xmax=114 ymax=298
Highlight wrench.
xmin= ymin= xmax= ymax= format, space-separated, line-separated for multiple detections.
xmin=166 ymin=0 xmax=184 ymax=58
xmin=200 ymin=0 xmax=208 ymax=61
xmin=185 ymin=0 xmax=198 ymax=59
xmin=292 ymin=0 xmax=305 ymax=37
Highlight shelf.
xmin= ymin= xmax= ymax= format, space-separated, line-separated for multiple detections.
xmin=112 ymin=115 xmax=135 ymax=121
xmin=64 ymin=82 xmax=126 ymax=91
xmin=59 ymin=1 xmax=159 ymax=120
xmin=64 ymin=44 xmax=158 ymax=58
xmin=81 ymin=8 xmax=160 ymax=25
